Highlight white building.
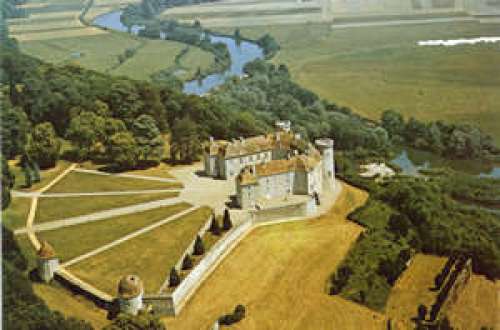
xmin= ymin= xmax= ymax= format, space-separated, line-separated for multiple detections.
xmin=37 ymin=240 xmax=59 ymax=283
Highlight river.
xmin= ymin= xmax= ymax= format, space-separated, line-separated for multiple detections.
xmin=92 ymin=11 xmax=264 ymax=95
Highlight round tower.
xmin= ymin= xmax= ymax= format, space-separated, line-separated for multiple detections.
xmin=117 ymin=275 xmax=144 ymax=315
xmin=37 ymin=240 xmax=59 ymax=283
xmin=315 ymin=138 xmax=335 ymax=190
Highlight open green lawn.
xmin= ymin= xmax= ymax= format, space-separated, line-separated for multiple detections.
xmin=36 ymin=203 xmax=191 ymax=262
xmin=227 ymin=22 xmax=500 ymax=144
xmin=35 ymin=192 xmax=179 ymax=223
xmin=9 ymin=160 xmax=71 ymax=191
xmin=2 ymin=198 xmax=32 ymax=230
xmin=69 ymin=206 xmax=212 ymax=295
xmin=47 ymin=171 xmax=182 ymax=193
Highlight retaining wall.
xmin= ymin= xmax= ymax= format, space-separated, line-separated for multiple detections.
xmin=250 ymin=197 xmax=316 ymax=223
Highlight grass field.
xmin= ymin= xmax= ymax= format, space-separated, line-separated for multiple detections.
xmin=385 ymin=254 xmax=446 ymax=328
xmin=8 ymin=160 xmax=71 ymax=191
xmin=226 ymin=22 xmax=500 ymax=144
xmin=445 ymin=275 xmax=498 ymax=330
xmin=70 ymin=206 xmax=212 ymax=295
xmin=33 ymin=283 xmax=109 ymax=329
xmin=47 ymin=171 xmax=181 ymax=193
xmin=164 ymin=183 xmax=388 ymax=330
xmin=12 ymin=0 xmax=214 ymax=81
xmin=36 ymin=203 xmax=191 ymax=262
xmin=2 ymin=198 xmax=32 ymax=230
xmin=35 ymin=192 xmax=179 ymax=224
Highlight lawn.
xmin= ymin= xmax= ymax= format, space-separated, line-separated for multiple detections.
xmin=385 ymin=254 xmax=447 ymax=328
xmin=225 ymin=22 xmax=500 ymax=144
xmin=2 ymin=198 xmax=32 ymax=230
xmin=69 ymin=206 xmax=212 ymax=295
xmin=9 ymin=160 xmax=71 ymax=191
xmin=35 ymin=191 xmax=179 ymax=223
xmin=46 ymin=171 xmax=182 ymax=193
xmin=36 ymin=203 xmax=192 ymax=262
xmin=163 ymin=183 xmax=387 ymax=330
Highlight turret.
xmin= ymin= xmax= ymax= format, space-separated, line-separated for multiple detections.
xmin=37 ymin=240 xmax=59 ymax=283
xmin=117 ymin=275 xmax=144 ymax=315
xmin=315 ymin=138 xmax=335 ymax=190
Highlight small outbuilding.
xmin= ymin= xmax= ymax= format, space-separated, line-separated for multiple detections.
xmin=37 ymin=240 xmax=59 ymax=283
xmin=117 ymin=275 xmax=144 ymax=315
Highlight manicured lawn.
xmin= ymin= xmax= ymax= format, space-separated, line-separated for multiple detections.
xmin=385 ymin=254 xmax=447 ymax=328
xmin=226 ymin=22 xmax=500 ymax=144
xmin=37 ymin=203 xmax=192 ymax=262
xmin=35 ymin=192 xmax=179 ymax=223
xmin=69 ymin=206 xmax=212 ymax=295
xmin=47 ymin=171 xmax=182 ymax=193
xmin=2 ymin=198 xmax=32 ymax=230
xmin=164 ymin=183 xmax=387 ymax=330
xmin=9 ymin=160 xmax=71 ymax=191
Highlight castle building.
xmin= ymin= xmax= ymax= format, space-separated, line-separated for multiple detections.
xmin=203 ymin=121 xmax=335 ymax=209
xmin=117 ymin=275 xmax=144 ymax=315
xmin=37 ymin=240 xmax=59 ymax=283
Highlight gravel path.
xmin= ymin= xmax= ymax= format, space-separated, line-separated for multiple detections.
xmin=74 ymin=168 xmax=180 ymax=183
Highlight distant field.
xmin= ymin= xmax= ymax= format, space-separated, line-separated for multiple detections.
xmin=226 ymin=22 xmax=500 ymax=144
xmin=12 ymin=0 xmax=214 ymax=81
xmin=70 ymin=206 xmax=212 ymax=295
xmin=47 ymin=171 xmax=181 ymax=193
xmin=35 ymin=192 xmax=179 ymax=223
xmin=36 ymin=203 xmax=191 ymax=262
xmin=164 ymin=183 xmax=387 ymax=330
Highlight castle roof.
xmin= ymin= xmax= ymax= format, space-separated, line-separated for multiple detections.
xmin=206 ymin=131 xmax=298 ymax=159
xmin=237 ymin=153 xmax=321 ymax=185
xmin=118 ymin=275 xmax=143 ymax=299
xmin=37 ymin=240 xmax=56 ymax=259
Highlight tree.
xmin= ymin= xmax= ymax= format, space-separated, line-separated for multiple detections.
xmin=417 ymin=304 xmax=427 ymax=321
xmin=66 ymin=111 xmax=105 ymax=160
xmin=381 ymin=110 xmax=405 ymax=139
xmin=169 ymin=267 xmax=180 ymax=287
xmin=1 ymin=104 xmax=30 ymax=159
xmin=131 ymin=114 xmax=164 ymax=163
xmin=103 ymin=312 xmax=166 ymax=330
xmin=222 ymin=209 xmax=232 ymax=231
xmin=209 ymin=214 xmax=221 ymax=236
xmin=107 ymin=132 xmax=138 ymax=170
xmin=31 ymin=161 xmax=41 ymax=183
xmin=388 ymin=213 xmax=410 ymax=237
xmin=22 ymin=163 xmax=32 ymax=188
xmin=170 ymin=117 xmax=201 ymax=163
xmin=181 ymin=254 xmax=193 ymax=270
xmin=26 ymin=122 xmax=61 ymax=168
xmin=2 ymin=158 xmax=15 ymax=210
xmin=193 ymin=235 xmax=205 ymax=256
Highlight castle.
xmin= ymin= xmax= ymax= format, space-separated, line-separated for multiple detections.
xmin=203 ymin=121 xmax=335 ymax=209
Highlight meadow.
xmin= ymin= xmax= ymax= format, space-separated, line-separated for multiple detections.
xmin=12 ymin=0 xmax=214 ymax=81
xmin=226 ymin=22 xmax=500 ymax=143
xmin=163 ymin=183 xmax=387 ymax=330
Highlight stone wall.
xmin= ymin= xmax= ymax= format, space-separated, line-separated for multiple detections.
xmin=142 ymin=295 xmax=175 ymax=315
xmin=250 ymin=197 xmax=316 ymax=223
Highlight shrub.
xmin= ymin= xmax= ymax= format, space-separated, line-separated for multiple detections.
xmin=193 ymin=235 xmax=204 ymax=256
xmin=209 ymin=214 xmax=221 ymax=236
xmin=182 ymin=254 xmax=193 ymax=270
xmin=169 ymin=267 xmax=180 ymax=287
xmin=218 ymin=304 xmax=246 ymax=326
xmin=222 ymin=209 xmax=232 ymax=231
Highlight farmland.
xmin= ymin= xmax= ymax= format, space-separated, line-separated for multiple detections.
xmin=10 ymin=0 xmax=214 ymax=81
xmin=223 ymin=21 xmax=500 ymax=144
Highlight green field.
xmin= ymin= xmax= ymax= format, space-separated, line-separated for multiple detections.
xmin=47 ymin=171 xmax=181 ymax=193
xmin=12 ymin=0 xmax=214 ymax=81
xmin=35 ymin=192 xmax=179 ymax=223
xmin=36 ymin=203 xmax=192 ymax=262
xmin=9 ymin=160 xmax=71 ymax=191
xmin=70 ymin=206 xmax=212 ymax=295
xmin=227 ymin=22 xmax=500 ymax=144
xmin=2 ymin=198 xmax=32 ymax=230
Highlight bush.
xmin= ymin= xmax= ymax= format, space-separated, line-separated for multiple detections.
xmin=218 ymin=304 xmax=246 ymax=326
xmin=222 ymin=209 xmax=232 ymax=231
xmin=181 ymin=254 xmax=193 ymax=270
xmin=209 ymin=214 xmax=221 ymax=236
xmin=169 ymin=267 xmax=180 ymax=287
xmin=193 ymin=235 xmax=204 ymax=256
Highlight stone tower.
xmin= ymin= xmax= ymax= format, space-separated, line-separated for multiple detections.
xmin=37 ymin=240 xmax=59 ymax=283
xmin=315 ymin=138 xmax=335 ymax=190
xmin=117 ymin=275 xmax=144 ymax=315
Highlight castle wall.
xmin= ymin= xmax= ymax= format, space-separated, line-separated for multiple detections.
xmin=257 ymin=172 xmax=294 ymax=200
